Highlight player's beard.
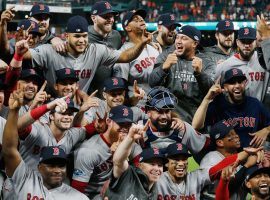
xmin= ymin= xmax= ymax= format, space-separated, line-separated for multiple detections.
xmin=161 ymin=31 xmax=175 ymax=46
xmin=238 ymin=47 xmax=255 ymax=61
xmin=151 ymin=118 xmax=172 ymax=132
xmin=227 ymin=90 xmax=245 ymax=104
xmin=97 ymin=21 xmax=112 ymax=34
xmin=251 ymin=185 xmax=270 ymax=199
xmin=219 ymin=39 xmax=233 ymax=50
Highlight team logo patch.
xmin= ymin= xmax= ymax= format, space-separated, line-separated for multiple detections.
xmin=65 ymin=68 xmax=71 ymax=75
xmin=73 ymin=169 xmax=85 ymax=177
xmin=112 ymin=78 xmax=118 ymax=85
xmin=105 ymin=2 xmax=111 ymax=9
xmin=225 ymin=21 xmax=230 ymax=27
xmin=244 ymin=28 xmax=249 ymax=35
xmin=194 ymin=35 xmax=199 ymax=41
xmin=52 ymin=147 xmax=60 ymax=155
xmin=124 ymin=20 xmax=128 ymax=26
xmin=93 ymin=10 xmax=97 ymax=14
xmin=123 ymin=108 xmax=129 ymax=116
xmin=232 ymin=69 xmax=238 ymax=75
xmin=39 ymin=4 xmax=45 ymax=11
xmin=153 ymin=148 xmax=159 ymax=155
xmin=30 ymin=69 xmax=36 ymax=75
xmin=65 ymin=97 xmax=71 ymax=104
xmin=158 ymin=21 xmax=162 ymax=25
xmin=177 ymin=143 xmax=183 ymax=151
xmin=170 ymin=14 xmax=175 ymax=21
xmin=76 ymin=29 xmax=81 ymax=32
xmin=215 ymin=133 xmax=221 ymax=139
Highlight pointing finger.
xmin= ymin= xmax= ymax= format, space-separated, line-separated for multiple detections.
xmin=39 ymin=80 xmax=47 ymax=92
xmin=151 ymin=30 xmax=158 ymax=35
xmin=215 ymin=76 xmax=221 ymax=85
xmin=89 ymin=90 xmax=98 ymax=98
xmin=143 ymin=119 xmax=150 ymax=131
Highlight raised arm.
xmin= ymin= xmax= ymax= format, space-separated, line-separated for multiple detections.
xmin=192 ymin=78 xmax=222 ymax=129
xmin=117 ymin=31 xmax=151 ymax=63
xmin=2 ymin=90 xmax=24 ymax=177
xmin=0 ymin=7 xmax=15 ymax=55
xmin=113 ymin=120 xmax=149 ymax=178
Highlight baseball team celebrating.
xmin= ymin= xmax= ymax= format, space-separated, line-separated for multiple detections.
xmin=0 ymin=1 xmax=269 ymax=200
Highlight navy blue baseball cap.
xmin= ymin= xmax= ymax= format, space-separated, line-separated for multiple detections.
xmin=91 ymin=1 xmax=118 ymax=16
xmin=17 ymin=19 xmax=41 ymax=36
xmin=55 ymin=68 xmax=79 ymax=83
xmin=122 ymin=9 xmax=147 ymax=29
xmin=246 ymin=167 xmax=270 ymax=181
xmin=103 ymin=77 xmax=126 ymax=92
xmin=166 ymin=143 xmax=191 ymax=158
xmin=39 ymin=146 xmax=67 ymax=164
xmin=109 ymin=105 xmax=133 ymax=123
xmin=30 ymin=4 xmax=51 ymax=17
xmin=238 ymin=27 xmax=256 ymax=40
xmin=66 ymin=16 xmax=89 ymax=33
xmin=216 ymin=20 xmax=234 ymax=32
xmin=20 ymin=68 xmax=43 ymax=87
xmin=139 ymin=147 xmax=168 ymax=163
xmin=210 ymin=120 xmax=235 ymax=141
xmin=222 ymin=68 xmax=247 ymax=86
xmin=157 ymin=13 xmax=181 ymax=28
xmin=177 ymin=25 xmax=201 ymax=42
xmin=146 ymin=86 xmax=177 ymax=111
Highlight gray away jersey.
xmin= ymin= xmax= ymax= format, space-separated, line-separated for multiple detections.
xmin=216 ymin=52 xmax=270 ymax=101
xmin=4 ymin=160 xmax=89 ymax=200
xmin=157 ymin=170 xmax=211 ymax=200
xmin=113 ymin=42 xmax=159 ymax=108
xmin=19 ymin=122 xmax=86 ymax=169
xmin=30 ymin=43 xmax=121 ymax=92
xmin=72 ymin=134 xmax=141 ymax=199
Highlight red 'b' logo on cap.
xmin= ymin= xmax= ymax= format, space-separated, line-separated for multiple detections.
xmin=153 ymin=148 xmax=159 ymax=155
xmin=232 ymin=69 xmax=238 ymax=75
xmin=112 ymin=78 xmax=118 ymax=86
xmin=53 ymin=147 xmax=59 ymax=155
xmin=225 ymin=21 xmax=230 ymax=27
xmin=177 ymin=143 xmax=183 ymax=151
xmin=105 ymin=2 xmax=111 ymax=9
xmin=170 ymin=14 xmax=175 ymax=21
xmin=30 ymin=69 xmax=35 ymax=75
xmin=244 ymin=28 xmax=249 ymax=35
xmin=65 ymin=68 xmax=71 ymax=75
xmin=123 ymin=108 xmax=129 ymax=116
xmin=39 ymin=4 xmax=45 ymax=11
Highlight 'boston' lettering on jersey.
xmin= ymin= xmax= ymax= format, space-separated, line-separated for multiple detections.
xmin=134 ymin=57 xmax=156 ymax=73
xmin=158 ymin=194 xmax=196 ymax=200
xmin=174 ymin=71 xmax=196 ymax=82
xmin=27 ymin=193 xmax=44 ymax=200
xmin=223 ymin=117 xmax=256 ymax=127
xmin=248 ymin=71 xmax=265 ymax=81
xmin=75 ymin=69 xmax=91 ymax=79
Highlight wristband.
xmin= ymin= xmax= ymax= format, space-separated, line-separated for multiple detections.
xmin=13 ymin=53 xmax=24 ymax=62
xmin=30 ymin=105 xmax=49 ymax=120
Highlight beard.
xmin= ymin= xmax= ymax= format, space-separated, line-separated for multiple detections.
xmin=151 ymin=118 xmax=172 ymax=132
xmin=252 ymin=187 xmax=270 ymax=199
xmin=219 ymin=40 xmax=233 ymax=50
xmin=239 ymin=48 xmax=255 ymax=61
xmin=161 ymin=32 xmax=175 ymax=46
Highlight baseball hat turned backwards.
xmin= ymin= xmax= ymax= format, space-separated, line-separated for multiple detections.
xmin=122 ymin=9 xmax=147 ymax=29
xmin=20 ymin=68 xmax=43 ymax=86
xmin=210 ymin=120 xmax=235 ymax=141
xmin=17 ymin=19 xmax=41 ymax=36
xmin=157 ymin=13 xmax=181 ymax=28
xmin=55 ymin=68 xmax=79 ymax=83
xmin=146 ymin=86 xmax=178 ymax=111
xmin=166 ymin=143 xmax=191 ymax=158
xmin=39 ymin=146 xmax=67 ymax=164
xmin=103 ymin=77 xmax=126 ymax=92
xmin=66 ymin=15 xmax=89 ymax=33
xmin=177 ymin=25 xmax=201 ymax=42
xmin=222 ymin=68 xmax=247 ymax=86
xmin=216 ymin=20 xmax=234 ymax=32
xmin=109 ymin=105 xmax=133 ymax=123
xmin=91 ymin=1 xmax=118 ymax=16
xmin=30 ymin=4 xmax=51 ymax=17
xmin=238 ymin=27 xmax=256 ymax=40
xmin=139 ymin=147 xmax=168 ymax=163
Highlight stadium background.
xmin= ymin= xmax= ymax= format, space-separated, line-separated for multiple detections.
xmin=0 ymin=0 xmax=269 ymax=171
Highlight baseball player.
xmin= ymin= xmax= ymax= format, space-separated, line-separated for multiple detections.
xmin=245 ymin=167 xmax=270 ymax=200
xmin=202 ymin=19 xmax=235 ymax=65
xmin=2 ymin=89 xmax=89 ymax=199
xmin=88 ymin=1 xmax=122 ymax=98
xmin=156 ymin=142 xmax=263 ymax=200
xmin=72 ymin=105 xmax=141 ymax=199
xmin=215 ymin=27 xmax=270 ymax=102
xmin=0 ymin=79 xmax=8 ymax=118
xmin=153 ymin=13 xmax=180 ymax=51
xmin=104 ymin=121 xmax=167 ymax=200
xmin=141 ymin=86 xmax=209 ymax=155
xmin=193 ymin=68 xmax=270 ymax=148
xmin=149 ymin=25 xmax=215 ymax=123
xmin=81 ymin=77 xmax=146 ymax=126
xmin=16 ymin=15 xmax=152 ymax=93
xmin=113 ymin=9 xmax=160 ymax=109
